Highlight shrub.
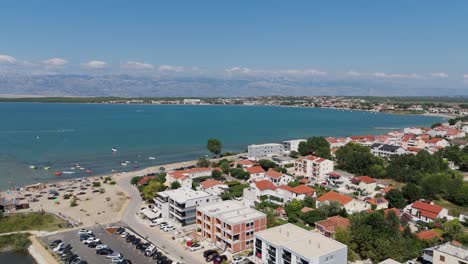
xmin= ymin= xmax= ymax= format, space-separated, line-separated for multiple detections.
xmin=92 ymin=182 xmax=101 ymax=187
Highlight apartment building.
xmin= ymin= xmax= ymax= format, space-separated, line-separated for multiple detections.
xmin=282 ymin=139 xmax=306 ymax=152
xmin=196 ymin=201 xmax=267 ymax=253
xmin=370 ymin=143 xmax=406 ymax=158
xmin=254 ymin=223 xmax=347 ymax=264
xmin=153 ymin=188 xmax=220 ymax=226
xmin=294 ymin=155 xmax=334 ymax=180
xmin=433 ymin=242 xmax=468 ymax=264
xmin=248 ymin=143 xmax=284 ymax=160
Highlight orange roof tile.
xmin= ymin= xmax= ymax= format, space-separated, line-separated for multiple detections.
xmin=315 ymin=216 xmax=350 ymax=233
xmin=238 ymin=160 xmax=254 ymax=165
xmin=366 ymin=197 xmax=388 ymax=206
xmin=265 ymin=168 xmax=283 ymax=179
xmin=245 ymin=166 xmax=265 ymax=174
xmin=416 ymin=230 xmax=442 ymax=241
xmin=254 ymin=180 xmax=277 ymax=191
xmin=317 ymin=191 xmax=353 ymax=206
xmin=412 ymin=201 xmax=444 ymax=219
xmin=200 ymin=179 xmax=223 ymax=189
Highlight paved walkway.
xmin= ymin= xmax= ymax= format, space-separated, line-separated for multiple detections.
xmin=28 ymin=235 xmax=60 ymax=264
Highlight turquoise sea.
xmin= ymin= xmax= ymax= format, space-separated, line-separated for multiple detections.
xmin=0 ymin=103 xmax=444 ymax=190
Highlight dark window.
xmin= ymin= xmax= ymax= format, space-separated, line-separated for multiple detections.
xmin=440 ymin=256 xmax=445 ymax=262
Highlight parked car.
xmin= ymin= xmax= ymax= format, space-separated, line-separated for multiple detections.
xmin=213 ymin=255 xmax=227 ymax=264
xmin=87 ymin=242 xmax=98 ymax=248
xmin=203 ymin=249 xmax=217 ymax=258
xmin=162 ymin=225 xmax=175 ymax=232
xmin=118 ymin=260 xmax=132 ymax=264
xmin=126 ymin=235 xmax=135 ymax=243
xmin=205 ymin=252 xmax=219 ymax=262
xmin=97 ymin=248 xmax=113 ymax=255
xmin=131 ymin=238 xmax=141 ymax=245
xmin=106 ymin=252 xmax=123 ymax=259
xmin=77 ymin=229 xmax=93 ymax=235
xmin=120 ymin=231 xmax=128 ymax=238
xmin=111 ymin=257 xmax=124 ymax=263
xmin=159 ymin=222 xmax=168 ymax=229
xmin=95 ymin=244 xmax=108 ymax=250
xmin=189 ymin=243 xmax=203 ymax=251
xmin=49 ymin=239 xmax=62 ymax=248
xmin=83 ymin=237 xmax=100 ymax=244
xmin=115 ymin=227 xmax=125 ymax=235
xmin=150 ymin=218 xmax=165 ymax=227
xmin=232 ymin=256 xmax=246 ymax=264
xmin=53 ymin=242 xmax=65 ymax=252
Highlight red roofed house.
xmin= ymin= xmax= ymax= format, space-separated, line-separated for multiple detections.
xmin=316 ymin=191 xmax=369 ymax=214
xmin=406 ymin=200 xmax=449 ymax=223
xmin=243 ymin=181 xmax=316 ymax=207
xmin=365 ymin=197 xmax=389 ymax=210
xmin=351 ymin=176 xmax=377 ymax=194
xmin=294 ymin=155 xmax=334 ymax=180
xmin=264 ymin=168 xmax=293 ymax=186
xmin=424 ymin=138 xmax=449 ymax=148
xmin=167 ymin=167 xmax=217 ymax=189
xmin=198 ymin=179 xmax=229 ymax=195
xmin=245 ymin=166 xmax=266 ymax=181
xmin=380 ymin=185 xmax=396 ymax=195
xmin=237 ymin=159 xmax=255 ymax=168
xmin=137 ymin=175 xmax=156 ymax=186
xmin=348 ymin=135 xmax=376 ymax=146
xmin=315 ymin=216 xmax=350 ymax=238
xmin=416 ymin=230 xmax=442 ymax=241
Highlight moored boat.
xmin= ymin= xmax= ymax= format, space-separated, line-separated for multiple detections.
xmin=54 ymin=172 xmax=62 ymax=176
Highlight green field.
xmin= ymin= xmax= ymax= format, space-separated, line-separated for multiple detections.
xmin=0 ymin=234 xmax=31 ymax=253
xmin=0 ymin=212 xmax=67 ymax=234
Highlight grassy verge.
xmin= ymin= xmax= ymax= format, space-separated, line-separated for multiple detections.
xmin=0 ymin=212 xmax=67 ymax=234
xmin=0 ymin=234 xmax=31 ymax=253
xmin=433 ymin=199 xmax=467 ymax=216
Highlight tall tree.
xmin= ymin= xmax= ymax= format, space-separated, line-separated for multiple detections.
xmin=207 ymin=138 xmax=222 ymax=157
xmin=384 ymin=189 xmax=407 ymax=209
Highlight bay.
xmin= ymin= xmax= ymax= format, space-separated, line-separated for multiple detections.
xmin=0 ymin=103 xmax=444 ymax=190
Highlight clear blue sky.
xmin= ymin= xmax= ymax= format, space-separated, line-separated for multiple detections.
xmin=0 ymin=1 xmax=467 ymax=80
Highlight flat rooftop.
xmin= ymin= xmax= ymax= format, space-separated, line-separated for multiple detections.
xmin=255 ymin=223 xmax=346 ymax=259
xmin=249 ymin=143 xmax=283 ymax=147
xmin=197 ymin=200 xmax=266 ymax=224
xmin=435 ymin=243 xmax=468 ymax=260
xmin=158 ymin=188 xmax=213 ymax=204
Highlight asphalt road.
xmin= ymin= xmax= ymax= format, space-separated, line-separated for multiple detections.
xmin=42 ymin=227 xmax=154 ymax=264
xmin=117 ymin=174 xmax=204 ymax=264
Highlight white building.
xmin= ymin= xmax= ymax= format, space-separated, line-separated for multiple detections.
xmin=197 ymin=179 xmax=229 ymax=196
xmin=264 ymin=168 xmax=293 ymax=186
xmin=248 ymin=143 xmax=284 ymax=160
xmin=433 ymin=242 xmax=468 ymax=264
xmin=153 ymin=188 xmax=220 ymax=226
xmin=243 ymin=180 xmax=316 ymax=207
xmin=370 ymin=143 xmax=406 ymax=158
xmin=282 ymin=139 xmax=306 ymax=152
xmin=294 ymin=155 xmax=334 ymax=180
xmin=254 ymin=223 xmax=347 ymax=264
xmin=405 ymin=200 xmax=449 ymax=223
xmin=316 ymin=191 xmax=369 ymax=214
xmin=403 ymin=127 xmax=424 ymax=135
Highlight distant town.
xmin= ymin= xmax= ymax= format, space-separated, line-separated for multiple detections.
xmin=1 ymin=111 xmax=468 ymax=264
xmin=3 ymin=96 xmax=468 ymax=117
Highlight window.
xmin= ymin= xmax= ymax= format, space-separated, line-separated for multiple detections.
xmin=440 ymin=255 xmax=445 ymax=262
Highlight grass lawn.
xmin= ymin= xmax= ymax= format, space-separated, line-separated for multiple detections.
xmin=433 ymin=199 xmax=467 ymax=216
xmin=0 ymin=212 xmax=67 ymax=234
xmin=0 ymin=233 xmax=31 ymax=253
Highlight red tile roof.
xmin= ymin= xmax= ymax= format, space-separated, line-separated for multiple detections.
xmin=246 ymin=166 xmax=265 ymax=174
xmin=290 ymin=185 xmax=316 ymax=195
xmin=238 ymin=160 xmax=255 ymax=165
xmin=315 ymin=216 xmax=350 ymax=233
xmin=416 ymin=230 xmax=442 ymax=241
xmin=355 ymin=176 xmax=376 ymax=184
xmin=317 ymin=191 xmax=353 ymax=206
xmin=170 ymin=167 xmax=213 ymax=179
xmin=265 ymin=168 xmax=283 ymax=179
xmin=200 ymin=179 xmax=224 ymax=189
xmin=382 ymin=186 xmax=396 ymax=194
xmin=254 ymin=180 xmax=277 ymax=191
xmin=138 ymin=176 xmax=156 ymax=185
xmin=412 ymin=201 xmax=444 ymax=219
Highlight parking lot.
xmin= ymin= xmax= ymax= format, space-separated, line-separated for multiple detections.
xmin=42 ymin=226 xmax=165 ymax=264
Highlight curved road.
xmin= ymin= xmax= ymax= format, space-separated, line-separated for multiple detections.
xmin=117 ymin=175 xmax=202 ymax=264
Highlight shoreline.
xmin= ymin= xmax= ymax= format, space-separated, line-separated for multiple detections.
xmin=0 ymin=100 xmax=454 ymax=119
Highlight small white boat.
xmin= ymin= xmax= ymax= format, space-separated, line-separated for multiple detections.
xmin=112 ymin=148 xmax=118 ymax=152
xmin=121 ymin=163 xmax=128 ymax=166
xmin=29 ymin=165 xmax=37 ymax=169
xmin=148 ymin=157 xmax=156 ymax=160
xmin=62 ymin=171 xmax=76 ymax=174
xmin=44 ymin=166 xmax=51 ymax=170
